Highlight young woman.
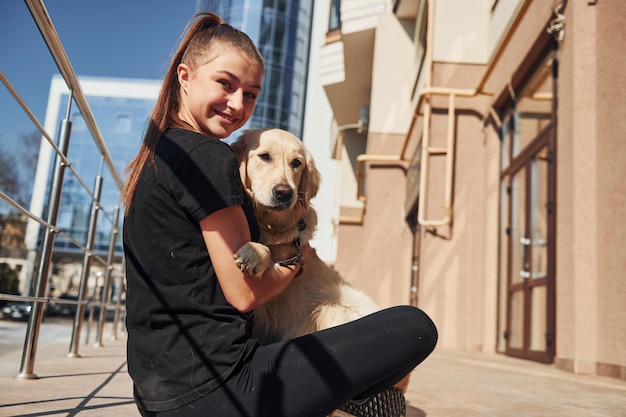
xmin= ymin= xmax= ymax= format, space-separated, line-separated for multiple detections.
xmin=122 ymin=12 xmax=437 ymax=417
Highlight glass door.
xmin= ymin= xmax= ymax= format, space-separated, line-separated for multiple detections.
xmin=505 ymin=142 xmax=553 ymax=362
xmin=499 ymin=55 xmax=555 ymax=363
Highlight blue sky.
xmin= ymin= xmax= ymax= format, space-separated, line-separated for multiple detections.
xmin=0 ymin=0 xmax=197 ymax=152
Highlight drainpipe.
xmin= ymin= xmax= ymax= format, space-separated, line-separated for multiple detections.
xmin=340 ymin=0 xmax=436 ymax=226
xmin=349 ymin=0 xmax=532 ymax=228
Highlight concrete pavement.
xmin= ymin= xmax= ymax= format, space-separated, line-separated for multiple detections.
xmin=0 ymin=336 xmax=134 ymax=417
xmin=405 ymin=350 xmax=626 ymax=417
xmin=1 ymin=337 xmax=625 ymax=417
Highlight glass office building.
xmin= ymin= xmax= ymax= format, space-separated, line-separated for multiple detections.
xmin=197 ymin=0 xmax=314 ymax=139
xmin=26 ymin=75 xmax=160 ymax=258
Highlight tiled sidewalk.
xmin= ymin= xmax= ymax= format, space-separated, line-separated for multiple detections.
xmin=405 ymin=350 xmax=626 ymax=417
xmin=1 ymin=339 xmax=625 ymax=417
xmin=0 ymin=337 xmax=137 ymax=417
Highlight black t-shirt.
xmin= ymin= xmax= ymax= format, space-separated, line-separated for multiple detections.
xmin=123 ymin=128 xmax=259 ymax=412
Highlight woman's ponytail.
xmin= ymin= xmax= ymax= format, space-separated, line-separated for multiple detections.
xmin=122 ymin=12 xmax=263 ymax=213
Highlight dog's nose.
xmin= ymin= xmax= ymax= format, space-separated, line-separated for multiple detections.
xmin=272 ymin=184 xmax=294 ymax=203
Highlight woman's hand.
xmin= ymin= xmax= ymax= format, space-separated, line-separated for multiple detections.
xmin=199 ymin=205 xmax=301 ymax=312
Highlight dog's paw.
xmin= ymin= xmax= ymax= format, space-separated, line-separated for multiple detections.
xmin=234 ymin=242 xmax=272 ymax=276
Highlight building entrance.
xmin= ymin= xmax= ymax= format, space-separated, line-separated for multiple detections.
xmin=499 ymin=56 xmax=556 ymax=363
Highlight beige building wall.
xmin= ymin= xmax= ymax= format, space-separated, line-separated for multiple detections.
xmin=417 ymin=87 xmax=500 ymax=353
xmin=334 ymin=131 xmax=413 ymax=308
xmin=324 ymin=0 xmax=626 ymax=380
xmin=555 ymin=0 xmax=626 ymax=378
xmin=594 ymin=0 xmax=626 ymax=379
xmin=333 ymin=8 xmax=416 ymax=308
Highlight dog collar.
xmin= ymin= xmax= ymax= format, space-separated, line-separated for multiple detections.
xmin=277 ymin=237 xmax=302 ymax=267
xmin=276 ymin=218 xmax=306 ymax=269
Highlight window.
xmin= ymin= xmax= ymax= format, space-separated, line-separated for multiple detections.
xmin=491 ymin=0 xmax=500 ymax=14
xmin=114 ymin=114 xmax=132 ymax=134
xmin=410 ymin=0 xmax=429 ymax=101
xmin=329 ymin=0 xmax=341 ymax=31
xmin=71 ymin=112 xmax=86 ymax=131
xmin=415 ymin=1 xmax=428 ymax=70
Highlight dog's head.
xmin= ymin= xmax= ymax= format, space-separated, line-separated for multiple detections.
xmin=231 ymin=128 xmax=321 ymax=216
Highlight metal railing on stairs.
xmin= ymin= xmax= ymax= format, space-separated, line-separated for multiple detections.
xmin=0 ymin=0 xmax=126 ymax=379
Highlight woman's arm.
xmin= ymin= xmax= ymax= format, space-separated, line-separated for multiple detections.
xmin=200 ymin=205 xmax=302 ymax=312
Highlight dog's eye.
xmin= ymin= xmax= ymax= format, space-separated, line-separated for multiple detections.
xmin=291 ymin=159 xmax=302 ymax=169
xmin=258 ymin=153 xmax=271 ymax=161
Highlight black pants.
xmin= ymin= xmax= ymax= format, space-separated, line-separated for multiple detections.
xmin=139 ymin=305 xmax=437 ymax=417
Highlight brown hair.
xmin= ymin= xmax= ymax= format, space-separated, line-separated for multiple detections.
xmin=121 ymin=12 xmax=264 ymax=212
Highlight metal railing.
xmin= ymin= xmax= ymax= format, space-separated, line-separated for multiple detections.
xmin=0 ymin=0 xmax=126 ymax=379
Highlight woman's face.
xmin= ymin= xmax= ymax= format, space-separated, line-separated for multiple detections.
xmin=177 ymin=46 xmax=262 ymax=138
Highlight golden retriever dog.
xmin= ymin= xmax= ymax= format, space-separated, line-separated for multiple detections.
xmin=230 ymin=128 xmax=410 ymax=395
xmin=231 ymin=127 xmax=379 ymax=342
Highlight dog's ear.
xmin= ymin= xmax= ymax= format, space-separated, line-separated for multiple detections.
xmin=230 ymin=131 xmax=247 ymax=162
xmin=230 ymin=132 xmax=251 ymax=191
xmin=299 ymin=148 xmax=321 ymax=204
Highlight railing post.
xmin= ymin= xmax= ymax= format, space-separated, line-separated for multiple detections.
xmin=84 ymin=272 xmax=102 ymax=345
xmin=16 ymin=109 xmax=73 ymax=380
xmin=67 ymin=167 xmax=103 ymax=358
xmin=110 ymin=273 xmax=125 ymax=341
xmin=95 ymin=205 xmax=120 ymax=347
